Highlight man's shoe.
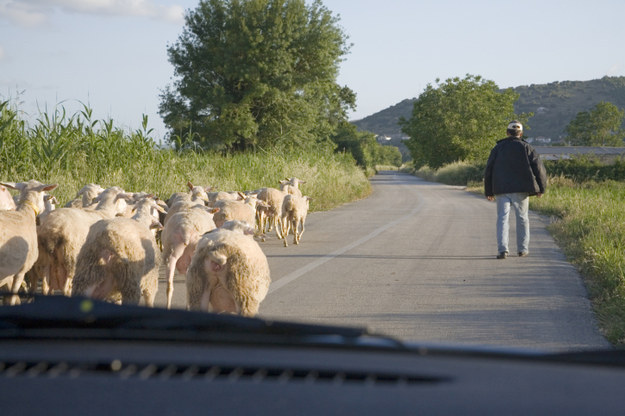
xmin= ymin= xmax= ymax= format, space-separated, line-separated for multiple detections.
xmin=518 ymin=251 xmax=529 ymax=257
xmin=497 ymin=251 xmax=508 ymax=259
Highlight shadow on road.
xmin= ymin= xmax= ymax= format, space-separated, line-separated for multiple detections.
xmin=267 ymin=253 xmax=494 ymax=260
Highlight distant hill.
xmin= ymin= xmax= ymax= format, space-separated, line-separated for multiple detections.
xmin=352 ymin=76 xmax=625 ymax=146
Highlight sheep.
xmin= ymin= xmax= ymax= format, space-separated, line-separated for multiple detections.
xmin=161 ymin=204 xmax=218 ymax=309
xmin=255 ymin=187 xmax=287 ymax=240
xmin=71 ymin=197 xmax=164 ymax=306
xmin=166 ymin=181 xmax=211 ymax=206
xmin=280 ymin=194 xmax=311 ymax=247
xmin=186 ymin=220 xmax=271 ymax=316
xmin=219 ymin=219 xmax=256 ymax=235
xmin=0 ymin=180 xmax=58 ymax=305
xmin=212 ymin=192 xmax=266 ymax=230
xmin=117 ymin=192 xmax=165 ymax=236
xmin=24 ymin=194 xmax=60 ymax=293
xmin=64 ymin=183 xmax=104 ymax=208
xmin=37 ymin=195 xmax=58 ymax=223
xmin=279 ymin=177 xmax=306 ymax=198
xmin=166 ymin=192 xmax=191 ymax=207
xmin=163 ymin=181 xmax=210 ymax=225
xmin=33 ymin=186 xmax=128 ymax=296
xmin=0 ymin=184 xmax=17 ymax=211
xmin=206 ymin=190 xmax=242 ymax=206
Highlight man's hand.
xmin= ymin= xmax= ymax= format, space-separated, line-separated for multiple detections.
xmin=536 ymin=193 xmax=543 ymax=198
xmin=486 ymin=196 xmax=494 ymax=202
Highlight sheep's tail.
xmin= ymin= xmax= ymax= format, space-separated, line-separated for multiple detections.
xmin=39 ymin=231 xmax=65 ymax=257
xmin=186 ymin=244 xmax=210 ymax=310
xmin=73 ymin=248 xmax=126 ymax=301
xmin=71 ymin=249 xmax=109 ymax=297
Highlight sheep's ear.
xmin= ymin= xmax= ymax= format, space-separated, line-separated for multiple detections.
xmin=0 ymin=182 xmax=18 ymax=190
xmin=115 ymin=193 xmax=132 ymax=202
xmin=41 ymin=184 xmax=58 ymax=192
xmin=149 ymin=220 xmax=163 ymax=231
xmin=210 ymin=207 xmax=220 ymax=214
xmin=187 ymin=181 xmax=194 ymax=190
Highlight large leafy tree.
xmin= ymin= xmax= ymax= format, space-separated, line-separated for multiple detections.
xmin=159 ymin=0 xmax=355 ymax=151
xmin=565 ymin=101 xmax=625 ymax=146
xmin=399 ymin=75 xmax=528 ymax=168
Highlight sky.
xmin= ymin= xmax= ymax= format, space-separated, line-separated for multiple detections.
xmin=1 ymin=0 xmax=624 ymax=142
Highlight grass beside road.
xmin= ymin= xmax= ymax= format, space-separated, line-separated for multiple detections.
xmin=530 ymin=177 xmax=625 ymax=346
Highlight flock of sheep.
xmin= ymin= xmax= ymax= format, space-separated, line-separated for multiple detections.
xmin=0 ymin=177 xmax=310 ymax=316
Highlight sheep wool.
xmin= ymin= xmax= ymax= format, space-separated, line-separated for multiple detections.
xmin=0 ymin=180 xmax=57 ymax=305
xmin=72 ymin=217 xmax=160 ymax=306
xmin=187 ymin=227 xmax=271 ymax=317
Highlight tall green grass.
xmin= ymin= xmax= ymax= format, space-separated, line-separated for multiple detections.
xmin=0 ymin=100 xmax=370 ymax=210
xmin=531 ymin=178 xmax=625 ymax=345
xmin=413 ymin=160 xmax=485 ymax=186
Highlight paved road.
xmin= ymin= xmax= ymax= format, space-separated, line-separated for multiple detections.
xmin=157 ymin=171 xmax=609 ymax=351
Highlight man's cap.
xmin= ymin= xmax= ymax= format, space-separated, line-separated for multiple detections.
xmin=507 ymin=121 xmax=523 ymax=132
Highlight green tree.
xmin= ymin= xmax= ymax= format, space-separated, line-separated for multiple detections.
xmin=565 ymin=101 xmax=625 ymax=146
xmin=399 ymin=75 xmax=529 ymax=169
xmin=378 ymin=144 xmax=402 ymax=167
xmin=159 ymin=0 xmax=355 ymax=152
xmin=331 ymin=121 xmax=402 ymax=171
xmin=331 ymin=121 xmax=378 ymax=171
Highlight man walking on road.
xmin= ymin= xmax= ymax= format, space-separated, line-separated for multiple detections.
xmin=484 ymin=121 xmax=547 ymax=259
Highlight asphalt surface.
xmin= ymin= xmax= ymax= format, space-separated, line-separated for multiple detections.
xmin=156 ymin=171 xmax=609 ymax=351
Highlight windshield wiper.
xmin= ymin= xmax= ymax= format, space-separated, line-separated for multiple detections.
xmin=0 ymin=294 xmax=407 ymax=350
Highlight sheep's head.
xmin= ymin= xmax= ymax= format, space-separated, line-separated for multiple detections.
xmin=2 ymin=180 xmax=58 ymax=214
xmin=77 ymin=183 xmax=104 ymax=206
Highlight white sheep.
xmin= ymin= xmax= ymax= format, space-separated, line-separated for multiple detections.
xmin=33 ymin=186 xmax=128 ymax=296
xmin=0 ymin=184 xmax=17 ymax=211
xmin=213 ymin=192 xmax=265 ymax=230
xmin=71 ymin=197 xmax=164 ymax=306
xmin=206 ymin=190 xmax=242 ymax=206
xmin=161 ymin=204 xmax=218 ymax=309
xmin=163 ymin=181 xmax=210 ymax=225
xmin=0 ymin=180 xmax=58 ymax=305
xmin=24 ymin=194 xmax=60 ymax=293
xmin=281 ymin=194 xmax=311 ymax=247
xmin=186 ymin=220 xmax=271 ymax=316
xmin=279 ymin=177 xmax=306 ymax=198
xmin=64 ymin=183 xmax=104 ymax=208
xmin=255 ymin=187 xmax=287 ymax=240
xmin=38 ymin=194 xmax=58 ymax=223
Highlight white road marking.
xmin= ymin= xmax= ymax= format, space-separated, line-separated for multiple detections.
xmin=268 ymin=199 xmax=424 ymax=294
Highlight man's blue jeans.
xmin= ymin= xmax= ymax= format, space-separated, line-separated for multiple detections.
xmin=496 ymin=193 xmax=530 ymax=254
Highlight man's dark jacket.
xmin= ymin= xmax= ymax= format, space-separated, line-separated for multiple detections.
xmin=484 ymin=136 xmax=547 ymax=197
